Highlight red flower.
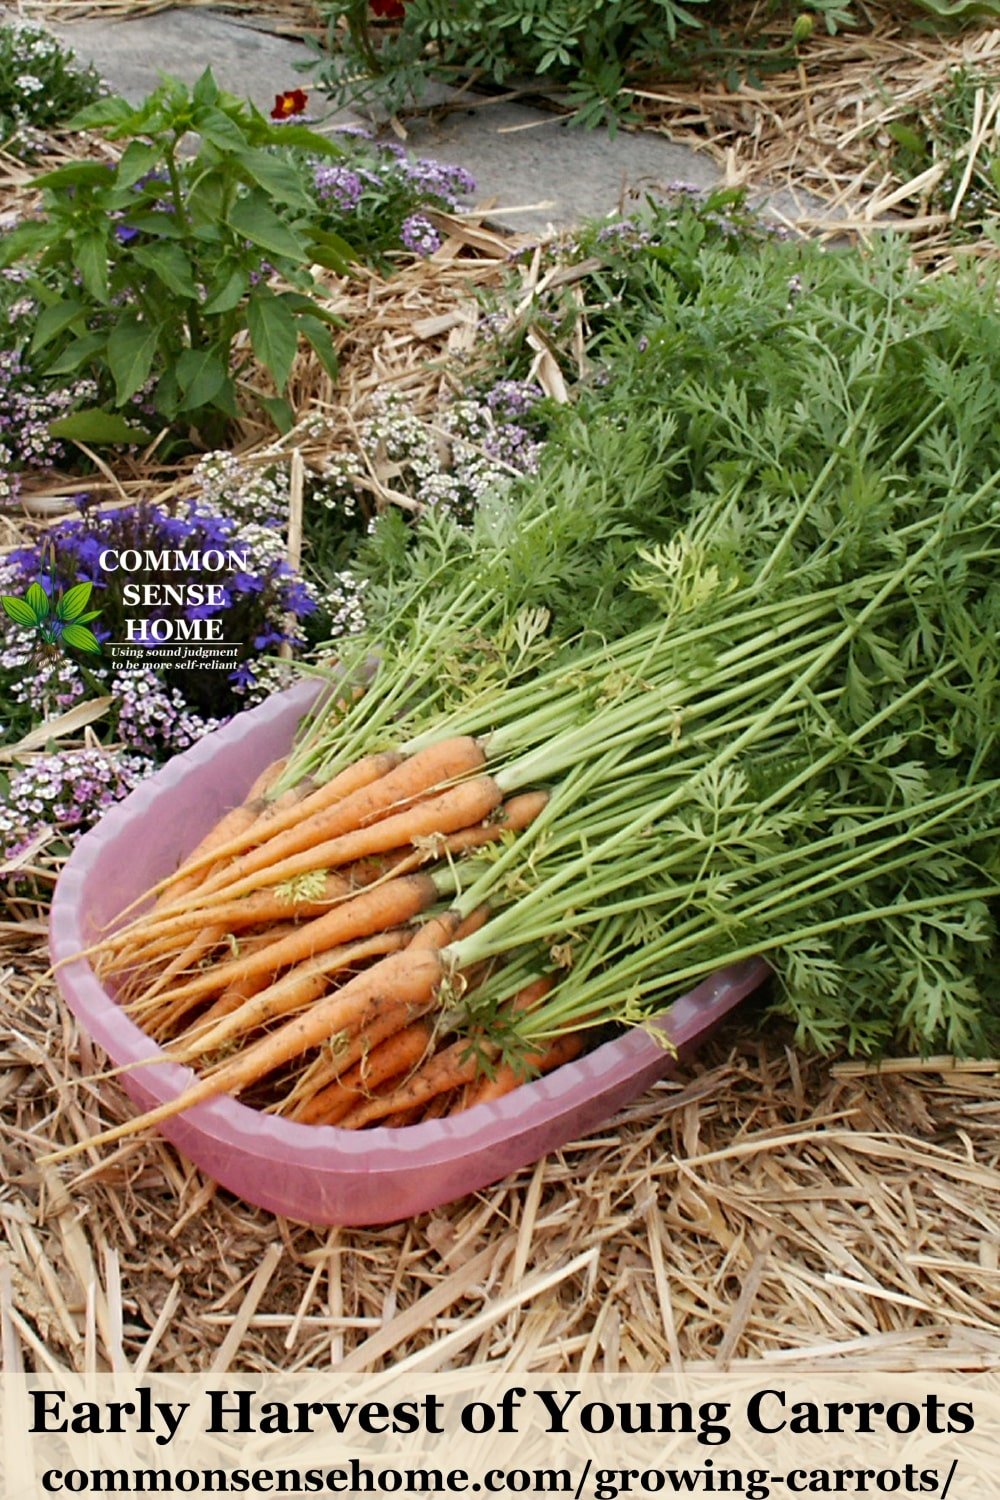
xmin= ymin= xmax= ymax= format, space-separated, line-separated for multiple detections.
xmin=370 ymin=0 xmax=406 ymax=17
xmin=270 ymin=89 xmax=309 ymax=120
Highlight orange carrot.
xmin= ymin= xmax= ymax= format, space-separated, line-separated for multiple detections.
xmin=171 ymin=928 xmax=412 ymax=1063
xmin=335 ymin=1034 xmax=484 ymax=1129
xmin=41 ymin=910 xmax=457 ymax=1164
xmin=138 ymin=872 xmax=440 ymax=1013
xmin=153 ymin=757 xmax=290 ymax=906
xmin=338 ymin=973 xmax=565 ymax=1127
xmin=190 ymin=775 xmax=504 ymax=906
xmin=459 ymin=1033 xmax=584 ymax=1110
xmin=289 ymin=1019 xmax=433 ymax=1125
xmin=103 ymin=871 xmax=359 ymax=965
xmin=334 ymin=791 xmax=548 ymax=888
xmin=279 ymin=905 xmax=490 ymax=1114
xmin=180 ymin=737 xmax=487 ymax=907
xmin=152 ymin=750 xmax=402 ymax=901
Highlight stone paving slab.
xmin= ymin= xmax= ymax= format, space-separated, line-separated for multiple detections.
xmin=26 ymin=5 xmax=825 ymax=232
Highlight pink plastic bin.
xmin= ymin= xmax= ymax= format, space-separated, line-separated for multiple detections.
xmin=49 ymin=684 xmax=770 ymax=1226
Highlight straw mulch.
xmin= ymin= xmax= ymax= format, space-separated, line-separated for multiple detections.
xmin=615 ymin=8 xmax=1000 ymax=257
xmin=2 ymin=932 xmax=999 ymax=1375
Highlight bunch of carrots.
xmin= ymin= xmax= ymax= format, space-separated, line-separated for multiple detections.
xmin=83 ymin=736 xmax=573 ymax=1134
xmin=60 ymin=574 xmax=836 ymax=1157
xmin=49 ymin=463 xmax=1000 ymax=1162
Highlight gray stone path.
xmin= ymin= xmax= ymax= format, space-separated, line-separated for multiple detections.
xmin=31 ymin=6 xmax=819 ymax=232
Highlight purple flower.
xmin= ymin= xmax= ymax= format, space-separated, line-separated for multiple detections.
xmin=314 ymin=164 xmax=364 ymax=212
xmin=400 ymin=214 xmax=441 ymax=258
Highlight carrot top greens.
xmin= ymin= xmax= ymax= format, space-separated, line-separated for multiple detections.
xmin=274 ymin=228 xmax=1000 ymax=1058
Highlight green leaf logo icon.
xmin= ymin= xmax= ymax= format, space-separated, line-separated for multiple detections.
xmin=56 ymin=580 xmax=94 ymax=622
xmin=1 ymin=595 xmax=40 ymax=628
xmin=61 ymin=622 xmax=102 ymax=654
xmin=25 ymin=581 xmax=50 ymax=622
xmin=1 ymin=577 xmax=103 ymax=657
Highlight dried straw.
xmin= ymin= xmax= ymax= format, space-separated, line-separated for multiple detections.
xmin=2 ymin=936 xmax=998 ymax=1374
xmin=633 ymin=6 xmax=1000 ymax=256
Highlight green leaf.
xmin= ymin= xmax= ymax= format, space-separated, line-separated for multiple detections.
xmin=30 ymin=300 xmax=86 ymax=355
xmin=55 ymin=582 xmax=94 ymax=624
xmin=123 ymin=212 xmax=185 ymax=240
xmin=106 ymin=315 xmax=160 ymax=404
xmin=26 ymin=583 xmax=51 ymax=624
xmin=887 ymin=121 xmax=927 ymax=156
xmin=297 ymin=314 xmax=339 ymax=381
xmin=237 ymin=149 xmax=313 ymax=210
xmin=246 ymin=285 xmax=299 ymax=391
xmin=210 ymin=375 xmax=240 ymax=419
xmin=192 ymin=105 xmax=248 ymax=153
xmin=34 ymin=161 xmax=114 ymax=191
xmin=258 ymin=394 xmax=295 ymax=435
xmin=44 ymin=332 xmax=108 ymax=376
xmin=66 ymin=95 xmax=135 ymax=131
xmin=49 ymin=410 xmax=151 ymax=445
xmin=228 ymin=191 xmax=308 ymax=263
xmin=202 ymin=266 xmax=249 ymax=315
xmin=75 ymin=229 xmax=110 ymax=303
xmin=1 ymin=595 xmax=39 ymax=629
xmin=303 ymin=226 xmax=357 ymax=275
xmin=192 ymin=68 xmax=221 ymax=108
xmin=259 ymin=122 xmax=344 ymax=159
xmin=176 ymin=348 xmax=228 ymax=408
xmin=115 ymin=140 xmax=163 ymax=190
xmin=0 ymin=220 xmax=55 ymax=269
xmin=61 ymin=623 xmax=102 ymax=655
xmin=132 ymin=241 xmax=199 ymax=299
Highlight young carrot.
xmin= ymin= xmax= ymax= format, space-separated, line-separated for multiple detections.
xmin=175 ymin=737 xmax=488 ymax=908
xmin=335 ymin=1034 xmax=484 ymax=1129
xmin=153 ymin=756 xmax=290 ymax=906
xmin=338 ymin=973 xmax=560 ymax=1128
xmin=100 ymin=871 xmax=359 ymax=967
xmin=170 ymin=928 xmax=412 ymax=1064
xmin=186 ymin=774 xmax=504 ymax=907
xmin=458 ymin=1033 xmax=584 ymax=1110
xmin=40 ymin=922 xmax=454 ymax=1163
xmin=278 ymin=905 xmax=491 ymax=1114
xmin=146 ymin=750 xmax=403 ymax=909
xmin=136 ymin=872 xmax=440 ymax=1014
xmin=289 ymin=1019 xmax=434 ymax=1125
xmin=125 ymin=922 xmax=303 ymax=1037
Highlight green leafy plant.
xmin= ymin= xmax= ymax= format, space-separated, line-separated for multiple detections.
xmin=0 ymin=21 xmax=103 ymax=157
xmin=313 ymin=0 xmax=710 ymax=126
xmin=313 ymin=0 xmax=872 ymax=126
xmin=0 ymin=69 xmax=354 ymax=448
